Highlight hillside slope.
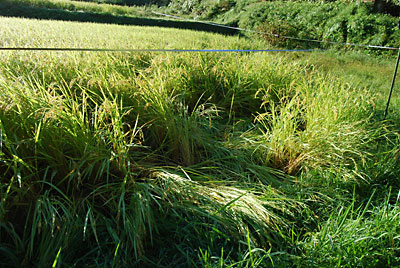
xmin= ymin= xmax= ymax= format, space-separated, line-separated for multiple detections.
xmin=163 ymin=0 xmax=400 ymax=52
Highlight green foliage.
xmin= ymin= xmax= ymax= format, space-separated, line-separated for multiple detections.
xmin=234 ymin=2 xmax=399 ymax=52
xmin=159 ymin=0 xmax=400 ymax=53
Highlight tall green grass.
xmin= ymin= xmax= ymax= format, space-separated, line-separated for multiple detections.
xmin=0 ymin=16 xmax=399 ymax=267
xmin=299 ymin=190 xmax=400 ymax=267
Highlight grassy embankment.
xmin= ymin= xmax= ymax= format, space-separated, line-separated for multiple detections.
xmin=1 ymin=14 xmax=400 ymax=267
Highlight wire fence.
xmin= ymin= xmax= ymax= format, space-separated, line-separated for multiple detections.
xmin=0 ymin=47 xmax=322 ymax=52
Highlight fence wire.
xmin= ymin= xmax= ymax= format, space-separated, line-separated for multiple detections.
xmin=0 ymin=47 xmax=322 ymax=52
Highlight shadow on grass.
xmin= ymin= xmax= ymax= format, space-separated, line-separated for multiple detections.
xmin=0 ymin=2 xmax=238 ymax=35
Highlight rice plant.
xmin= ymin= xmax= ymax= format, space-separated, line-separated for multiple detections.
xmin=0 ymin=16 xmax=399 ymax=267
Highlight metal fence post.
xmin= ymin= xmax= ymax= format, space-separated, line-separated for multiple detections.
xmin=383 ymin=15 xmax=400 ymax=120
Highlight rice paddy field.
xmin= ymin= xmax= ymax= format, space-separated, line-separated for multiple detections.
xmin=1 ymin=16 xmax=400 ymax=267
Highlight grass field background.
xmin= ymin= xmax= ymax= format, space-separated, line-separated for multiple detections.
xmin=1 ymin=15 xmax=400 ymax=267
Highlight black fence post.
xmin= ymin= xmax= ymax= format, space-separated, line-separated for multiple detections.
xmin=384 ymin=15 xmax=400 ymax=120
